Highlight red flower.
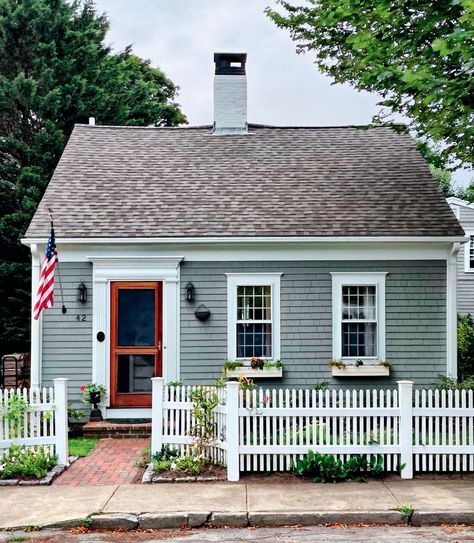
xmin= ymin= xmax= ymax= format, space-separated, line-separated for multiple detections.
xmin=80 ymin=385 xmax=86 ymax=391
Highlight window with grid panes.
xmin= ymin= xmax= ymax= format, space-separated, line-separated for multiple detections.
xmin=341 ymin=285 xmax=377 ymax=357
xmin=470 ymin=236 xmax=474 ymax=269
xmin=236 ymin=285 xmax=272 ymax=358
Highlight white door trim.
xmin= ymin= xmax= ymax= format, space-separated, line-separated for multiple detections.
xmin=89 ymin=256 xmax=183 ymax=407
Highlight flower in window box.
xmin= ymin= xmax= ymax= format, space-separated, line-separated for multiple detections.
xmin=250 ymin=357 xmax=264 ymax=370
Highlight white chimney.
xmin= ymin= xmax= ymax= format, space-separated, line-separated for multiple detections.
xmin=88 ymin=117 xmax=96 ymax=126
xmin=213 ymin=53 xmax=247 ymax=135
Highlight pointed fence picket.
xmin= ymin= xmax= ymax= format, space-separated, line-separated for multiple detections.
xmin=151 ymin=379 xmax=474 ymax=481
xmin=0 ymin=378 xmax=69 ymax=465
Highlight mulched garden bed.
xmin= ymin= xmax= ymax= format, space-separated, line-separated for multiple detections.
xmin=142 ymin=462 xmax=226 ymax=483
xmin=0 ymin=455 xmax=78 ymax=486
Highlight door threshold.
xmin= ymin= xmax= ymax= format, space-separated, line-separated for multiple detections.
xmin=104 ymin=407 xmax=152 ymax=419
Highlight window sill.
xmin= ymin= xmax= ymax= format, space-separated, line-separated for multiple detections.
xmin=225 ymin=367 xmax=283 ymax=379
xmin=331 ymin=365 xmax=389 ymax=377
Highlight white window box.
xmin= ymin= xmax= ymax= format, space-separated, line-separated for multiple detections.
xmin=225 ymin=367 xmax=283 ymax=379
xmin=331 ymin=365 xmax=389 ymax=377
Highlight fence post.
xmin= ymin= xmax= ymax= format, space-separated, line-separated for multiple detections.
xmin=226 ymin=381 xmax=240 ymax=482
xmin=151 ymin=377 xmax=164 ymax=455
xmin=53 ymin=378 xmax=69 ymax=465
xmin=398 ymin=380 xmax=414 ymax=479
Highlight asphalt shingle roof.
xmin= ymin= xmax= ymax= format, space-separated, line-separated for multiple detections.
xmin=25 ymin=124 xmax=463 ymax=238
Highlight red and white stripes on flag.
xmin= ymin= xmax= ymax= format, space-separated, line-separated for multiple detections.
xmin=33 ymin=228 xmax=57 ymax=320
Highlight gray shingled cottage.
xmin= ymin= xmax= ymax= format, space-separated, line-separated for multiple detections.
xmin=23 ymin=53 xmax=466 ymax=418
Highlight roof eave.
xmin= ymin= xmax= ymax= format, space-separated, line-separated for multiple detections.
xmin=21 ymin=235 xmax=469 ymax=247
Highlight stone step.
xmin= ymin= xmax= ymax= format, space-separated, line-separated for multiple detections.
xmin=82 ymin=420 xmax=151 ymax=439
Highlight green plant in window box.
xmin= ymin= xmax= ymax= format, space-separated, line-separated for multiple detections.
xmin=264 ymin=359 xmax=283 ymax=368
xmin=223 ymin=361 xmax=244 ymax=371
xmin=378 ymin=360 xmax=392 ymax=369
xmin=328 ymin=359 xmax=346 ymax=369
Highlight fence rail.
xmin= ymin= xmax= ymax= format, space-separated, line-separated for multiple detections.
xmin=0 ymin=378 xmax=69 ymax=465
xmin=151 ymin=378 xmax=474 ymax=481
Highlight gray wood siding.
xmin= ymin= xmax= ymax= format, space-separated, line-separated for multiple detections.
xmin=40 ymin=259 xmax=447 ymax=397
xmin=454 ymin=205 xmax=474 ymax=315
xmin=41 ymin=262 xmax=93 ymax=404
xmin=180 ymin=260 xmax=447 ymax=388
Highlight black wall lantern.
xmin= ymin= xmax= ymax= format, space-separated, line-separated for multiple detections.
xmin=77 ymin=281 xmax=87 ymax=304
xmin=185 ymin=282 xmax=195 ymax=302
xmin=194 ymin=304 xmax=211 ymax=321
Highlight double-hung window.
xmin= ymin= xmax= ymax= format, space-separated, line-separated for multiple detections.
xmin=464 ymin=234 xmax=474 ymax=271
xmin=227 ymin=274 xmax=281 ymax=361
xmin=331 ymin=273 xmax=386 ymax=363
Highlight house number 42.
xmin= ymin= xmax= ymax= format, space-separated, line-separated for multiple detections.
xmin=76 ymin=314 xmax=86 ymax=322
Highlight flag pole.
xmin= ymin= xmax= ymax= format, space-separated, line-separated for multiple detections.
xmin=48 ymin=208 xmax=67 ymax=315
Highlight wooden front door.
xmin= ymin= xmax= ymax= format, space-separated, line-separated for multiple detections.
xmin=110 ymin=281 xmax=162 ymax=407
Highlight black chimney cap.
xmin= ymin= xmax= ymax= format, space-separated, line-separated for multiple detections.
xmin=214 ymin=53 xmax=246 ymax=75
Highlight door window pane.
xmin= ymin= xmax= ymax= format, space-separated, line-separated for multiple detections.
xmin=118 ymin=289 xmax=155 ymax=346
xmin=117 ymin=354 xmax=154 ymax=393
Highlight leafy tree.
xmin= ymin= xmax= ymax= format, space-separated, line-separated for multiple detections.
xmin=0 ymin=0 xmax=185 ymax=354
xmin=457 ymin=314 xmax=474 ymax=379
xmin=266 ymin=0 xmax=474 ymax=168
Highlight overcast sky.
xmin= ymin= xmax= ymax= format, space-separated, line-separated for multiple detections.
xmin=94 ymin=0 xmax=470 ymax=185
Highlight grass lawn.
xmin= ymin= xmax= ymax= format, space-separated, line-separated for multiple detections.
xmin=69 ymin=437 xmax=98 ymax=457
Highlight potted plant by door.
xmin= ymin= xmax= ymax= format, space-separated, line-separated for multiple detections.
xmin=81 ymin=384 xmax=107 ymax=422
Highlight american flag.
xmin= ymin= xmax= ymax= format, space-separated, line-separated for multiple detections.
xmin=33 ymin=226 xmax=58 ymax=320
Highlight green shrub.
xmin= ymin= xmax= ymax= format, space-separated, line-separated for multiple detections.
xmin=153 ymin=459 xmax=172 ymax=473
xmin=458 ymin=314 xmax=474 ymax=379
xmin=0 ymin=445 xmax=56 ymax=479
xmin=435 ymin=375 xmax=474 ymax=391
xmin=151 ymin=448 xmax=206 ymax=476
xmin=173 ymin=454 xmax=206 ymax=476
xmin=292 ymin=451 xmax=384 ymax=483
xmin=152 ymin=445 xmax=179 ymax=463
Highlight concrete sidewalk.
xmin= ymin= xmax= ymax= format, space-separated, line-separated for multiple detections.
xmin=0 ymin=479 xmax=473 ymax=529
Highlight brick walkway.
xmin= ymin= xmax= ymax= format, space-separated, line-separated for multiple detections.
xmin=54 ymin=438 xmax=150 ymax=486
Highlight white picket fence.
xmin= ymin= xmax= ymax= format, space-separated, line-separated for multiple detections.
xmin=0 ymin=378 xmax=69 ymax=465
xmin=152 ymin=382 xmax=227 ymax=466
xmin=151 ymin=378 xmax=474 ymax=481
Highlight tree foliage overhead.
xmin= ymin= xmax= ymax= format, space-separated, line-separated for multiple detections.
xmin=0 ymin=0 xmax=185 ymax=354
xmin=266 ymin=0 xmax=474 ymax=168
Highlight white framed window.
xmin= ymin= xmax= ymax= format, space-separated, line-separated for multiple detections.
xmin=464 ymin=233 xmax=474 ymax=272
xmin=226 ymin=273 xmax=281 ymax=361
xmin=331 ymin=272 xmax=387 ymax=363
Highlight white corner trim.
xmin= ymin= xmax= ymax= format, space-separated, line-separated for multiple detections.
xmin=447 ymin=243 xmax=460 ymax=378
xmin=91 ymin=256 xmax=182 ymax=406
xmin=331 ymin=272 xmax=387 ymax=362
xmin=30 ymin=244 xmax=42 ymax=387
xmin=227 ymin=273 xmax=281 ymax=361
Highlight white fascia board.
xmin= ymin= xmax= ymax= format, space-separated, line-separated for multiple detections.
xmin=21 ymin=235 xmax=469 ymax=246
xmin=446 ymin=197 xmax=474 ymax=209
xmin=28 ymin=241 xmax=463 ymax=263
